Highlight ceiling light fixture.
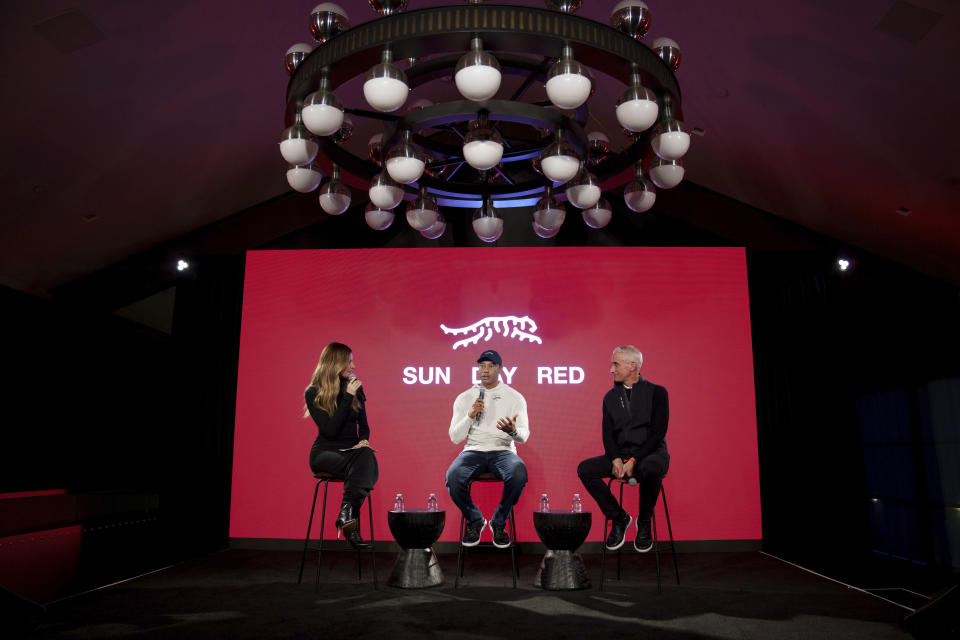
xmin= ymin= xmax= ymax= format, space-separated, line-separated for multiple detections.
xmin=279 ymin=0 xmax=687 ymax=240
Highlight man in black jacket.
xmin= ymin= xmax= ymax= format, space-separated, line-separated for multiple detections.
xmin=577 ymin=345 xmax=669 ymax=552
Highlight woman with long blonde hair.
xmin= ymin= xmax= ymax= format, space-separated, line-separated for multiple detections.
xmin=305 ymin=342 xmax=378 ymax=549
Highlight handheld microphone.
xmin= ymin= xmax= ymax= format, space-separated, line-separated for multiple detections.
xmin=476 ymin=385 xmax=485 ymax=421
xmin=348 ymin=373 xmax=366 ymax=401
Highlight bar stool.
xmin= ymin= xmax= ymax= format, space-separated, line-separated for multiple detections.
xmin=297 ymin=471 xmax=377 ymax=590
xmin=455 ymin=472 xmax=519 ymax=588
xmin=600 ymin=477 xmax=678 ymax=593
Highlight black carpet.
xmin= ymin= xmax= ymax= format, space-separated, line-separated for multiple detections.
xmin=26 ymin=550 xmax=915 ymax=639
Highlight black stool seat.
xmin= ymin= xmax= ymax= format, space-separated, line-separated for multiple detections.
xmin=297 ymin=472 xmax=377 ymax=590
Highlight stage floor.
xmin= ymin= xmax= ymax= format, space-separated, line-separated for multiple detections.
xmin=29 ymin=550 xmax=914 ymax=639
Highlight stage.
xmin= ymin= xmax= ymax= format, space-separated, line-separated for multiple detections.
xmin=28 ymin=550 xmax=914 ymax=639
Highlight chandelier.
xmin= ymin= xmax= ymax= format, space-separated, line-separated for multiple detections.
xmin=279 ymin=0 xmax=688 ymax=242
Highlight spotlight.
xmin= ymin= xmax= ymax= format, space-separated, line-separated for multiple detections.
xmin=837 ymin=258 xmax=852 ymax=272
xmin=176 ymin=259 xmax=189 ymax=272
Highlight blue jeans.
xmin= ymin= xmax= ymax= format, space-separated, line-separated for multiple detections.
xmin=445 ymin=450 xmax=528 ymax=527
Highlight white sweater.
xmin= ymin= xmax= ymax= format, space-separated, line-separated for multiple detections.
xmin=448 ymin=383 xmax=530 ymax=452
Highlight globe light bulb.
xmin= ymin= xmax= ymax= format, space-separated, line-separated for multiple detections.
xmin=368 ymin=171 xmax=404 ymax=209
xmin=385 ymin=132 xmax=426 ymax=184
xmin=652 ymin=37 xmax=682 ymax=71
xmin=368 ymin=0 xmax=408 ymax=16
xmin=455 ymin=37 xmax=502 ymax=102
xmin=279 ymin=123 xmax=318 ymax=166
xmin=302 ymin=86 xmax=344 ymax=136
xmin=420 ymin=213 xmax=446 ymax=239
xmin=533 ymin=193 xmax=566 ymax=231
xmin=616 ymin=85 xmax=658 ymax=133
xmin=364 ymin=203 xmax=395 ymax=230
xmin=330 ymin=115 xmax=354 ymax=145
xmin=546 ymin=47 xmax=593 ymax=110
xmin=650 ymin=118 xmax=690 ymax=160
xmin=310 ymin=3 xmax=350 ymax=44
xmin=609 ymin=0 xmax=651 ymax=40
xmin=539 ymin=138 xmax=581 ymax=183
xmin=286 ymin=163 xmax=323 ymax=193
xmin=544 ymin=0 xmax=583 ymax=14
xmin=582 ymin=197 xmax=612 ymax=228
xmin=648 ymin=157 xmax=684 ymax=188
xmin=406 ymin=190 xmax=439 ymax=230
xmin=363 ymin=49 xmax=408 ymax=113
xmin=472 ymin=201 xmax=504 ymax=242
xmin=284 ymin=43 xmax=313 ymax=75
xmin=532 ymin=221 xmax=561 ymax=238
xmin=318 ymin=172 xmax=351 ymax=214
xmin=462 ymin=126 xmax=504 ymax=170
xmin=565 ymin=169 xmax=602 ymax=209
xmin=368 ymin=133 xmax=383 ymax=166
xmin=587 ymin=131 xmax=611 ymax=166
xmin=624 ymin=171 xmax=656 ymax=211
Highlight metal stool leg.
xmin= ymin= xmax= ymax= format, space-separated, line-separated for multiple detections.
xmin=600 ymin=515 xmax=609 ymax=591
xmin=616 ymin=482 xmax=624 ymax=580
xmin=298 ymin=480 xmax=322 ymax=584
xmin=368 ymin=495 xmax=378 ymax=590
xmin=508 ymin=508 xmax=517 ymax=588
xmin=455 ymin=514 xmax=465 ymax=587
xmin=653 ymin=510 xmax=662 ymax=593
xmin=314 ymin=480 xmax=330 ymax=592
xmin=661 ymin=485 xmax=679 ymax=585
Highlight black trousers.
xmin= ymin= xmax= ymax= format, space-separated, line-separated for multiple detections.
xmin=309 ymin=447 xmax=379 ymax=511
xmin=577 ymin=452 xmax=668 ymax=521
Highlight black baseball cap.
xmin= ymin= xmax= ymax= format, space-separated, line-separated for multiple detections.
xmin=477 ymin=349 xmax=502 ymax=366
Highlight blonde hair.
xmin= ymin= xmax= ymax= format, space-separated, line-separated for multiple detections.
xmin=305 ymin=342 xmax=359 ymax=417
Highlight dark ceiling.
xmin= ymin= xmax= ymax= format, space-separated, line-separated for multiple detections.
xmin=2 ymin=0 xmax=958 ymax=297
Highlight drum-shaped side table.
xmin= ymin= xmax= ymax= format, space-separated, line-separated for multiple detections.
xmin=386 ymin=509 xmax=445 ymax=588
xmin=532 ymin=510 xmax=592 ymax=590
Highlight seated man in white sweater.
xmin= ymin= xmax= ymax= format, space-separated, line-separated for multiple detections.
xmin=445 ymin=349 xmax=530 ymax=548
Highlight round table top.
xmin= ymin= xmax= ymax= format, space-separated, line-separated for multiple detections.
xmin=533 ymin=510 xmax=592 ymax=550
xmin=387 ymin=509 xmax=445 ymax=549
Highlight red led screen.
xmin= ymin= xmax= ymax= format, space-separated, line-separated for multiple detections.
xmin=230 ymin=247 xmax=761 ymax=542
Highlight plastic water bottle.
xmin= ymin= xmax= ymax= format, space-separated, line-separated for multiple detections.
xmin=572 ymin=493 xmax=582 ymax=513
xmin=394 ymin=493 xmax=404 ymax=512
xmin=427 ymin=493 xmax=438 ymax=511
xmin=539 ymin=493 xmax=549 ymax=512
